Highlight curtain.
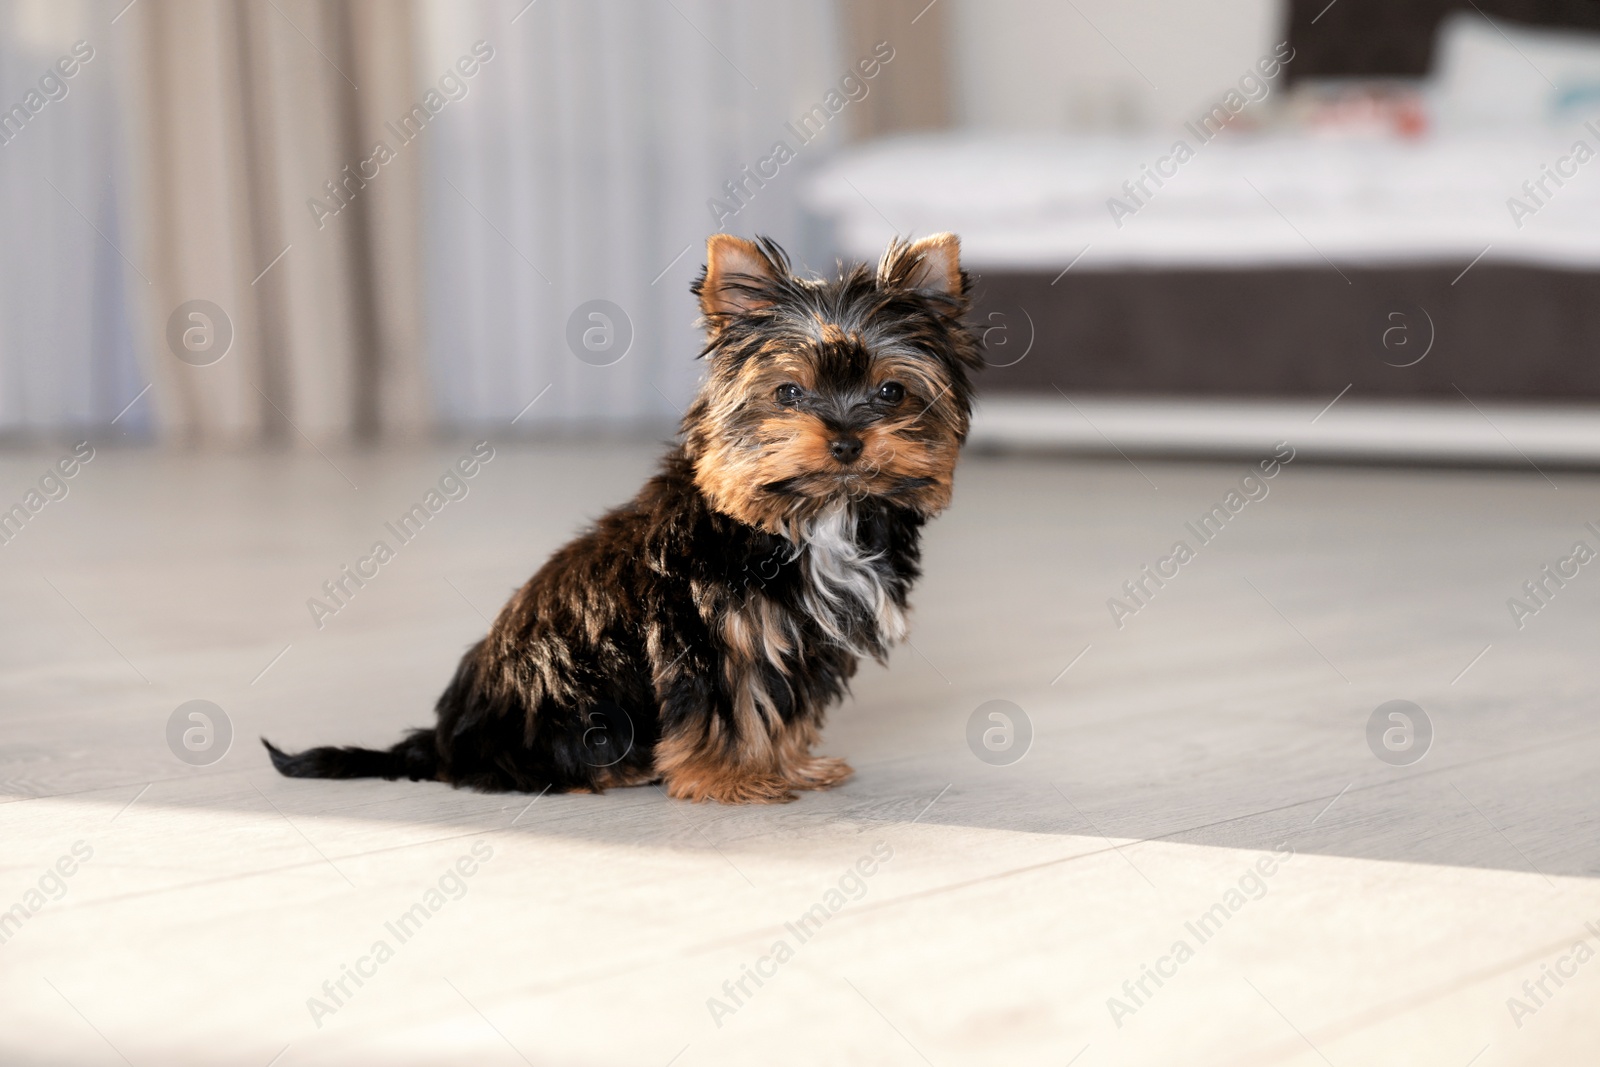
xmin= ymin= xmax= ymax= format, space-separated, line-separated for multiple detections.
xmin=418 ymin=0 xmax=841 ymax=430
xmin=1 ymin=0 xmax=851 ymax=441
xmin=0 ymin=1 xmax=143 ymax=437
xmin=839 ymin=0 xmax=953 ymax=140
xmin=122 ymin=0 xmax=430 ymax=445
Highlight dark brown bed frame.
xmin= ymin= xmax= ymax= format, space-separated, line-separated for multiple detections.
xmin=974 ymin=0 xmax=1600 ymax=402
xmin=1284 ymin=0 xmax=1600 ymax=82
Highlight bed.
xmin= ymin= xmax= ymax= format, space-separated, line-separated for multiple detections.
xmin=803 ymin=0 xmax=1600 ymax=408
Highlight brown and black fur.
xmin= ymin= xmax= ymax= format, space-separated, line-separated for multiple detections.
xmin=265 ymin=233 xmax=982 ymax=803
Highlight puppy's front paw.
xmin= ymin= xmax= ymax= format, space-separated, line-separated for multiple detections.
xmin=788 ymin=756 xmax=853 ymax=791
xmin=664 ymin=772 xmax=797 ymax=805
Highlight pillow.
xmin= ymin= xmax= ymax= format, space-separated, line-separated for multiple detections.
xmin=1283 ymin=78 xmax=1430 ymax=138
xmin=1432 ymin=11 xmax=1600 ymax=130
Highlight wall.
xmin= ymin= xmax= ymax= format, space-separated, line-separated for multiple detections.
xmin=947 ymin=0 xmax=1284 ymax=132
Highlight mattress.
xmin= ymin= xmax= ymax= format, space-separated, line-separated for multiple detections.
xmin=804 ymin=130 xmax=1600 ymax=271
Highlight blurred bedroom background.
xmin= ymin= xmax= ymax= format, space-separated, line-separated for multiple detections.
xmin=4 ymin=0 xmax=1600 ymax=462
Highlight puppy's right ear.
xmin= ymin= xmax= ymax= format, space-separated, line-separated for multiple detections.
xmin=694 ymin=235 xmax=780 ymax=320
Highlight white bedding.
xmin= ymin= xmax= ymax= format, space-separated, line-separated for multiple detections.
xmin=803 ymin=130 xmax=1600 ymax=271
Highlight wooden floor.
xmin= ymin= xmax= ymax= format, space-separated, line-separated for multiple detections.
xmin=3 ymin=440 xmax=1598 ymax=1066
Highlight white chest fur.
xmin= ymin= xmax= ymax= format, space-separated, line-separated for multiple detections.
xmin=797 ymin=505 xmax=908 ymax=652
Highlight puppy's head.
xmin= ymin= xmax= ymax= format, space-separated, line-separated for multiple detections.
xmin=684 ymin=233 xmax=982 ymax=535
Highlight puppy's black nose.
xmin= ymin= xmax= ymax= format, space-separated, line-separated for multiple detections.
xmin=829 ymin=436 xmax=863 ymax=464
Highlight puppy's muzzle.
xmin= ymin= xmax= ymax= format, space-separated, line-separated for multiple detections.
xmin=829 ymin=435 xmax=863 ymax=465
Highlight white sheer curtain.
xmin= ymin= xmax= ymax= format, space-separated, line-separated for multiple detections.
xmin=0 ymin=0 xmax=144 ymax=437
xmin=418 ymin=0 xmax=841 ymax=430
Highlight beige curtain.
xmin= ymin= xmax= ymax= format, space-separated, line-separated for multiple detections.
xmin=839 ymin=0 xmax=954 ymax=140
xmin=121 ymin=0 xmax=430 ymax=445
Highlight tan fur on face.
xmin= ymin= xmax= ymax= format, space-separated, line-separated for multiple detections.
xmin=816 ymin=321 xmax=852 ymax=346
xmin=689 ymin=345 xmax=966 ymax=533
xmin=684 ymin=233 xmax=977 ymax=534
xmin=694 ymin=402 xmax=961 ymax=532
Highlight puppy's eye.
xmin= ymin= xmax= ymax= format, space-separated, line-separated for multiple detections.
xmin=876 ymin=381 xmax=906 ymax=403
xmin=775 ymin=383 xmax=804 ymax=405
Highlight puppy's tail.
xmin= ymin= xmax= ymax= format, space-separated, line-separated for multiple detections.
xmin=262 ymin=729 xmax=439 ymax=782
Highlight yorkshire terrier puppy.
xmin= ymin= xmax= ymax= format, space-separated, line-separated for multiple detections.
xmin=266 ymin=233 xmax=981 ymax=803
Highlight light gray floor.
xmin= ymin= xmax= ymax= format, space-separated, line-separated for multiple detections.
xmin=2 ymin=440 xmax=1598 ymax=1065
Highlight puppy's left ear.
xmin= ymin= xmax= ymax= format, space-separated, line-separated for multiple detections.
xmin=694 ymin=235 xmax=785 ymax=320
xmin=879 ymin=232 xmax=966 ymax=298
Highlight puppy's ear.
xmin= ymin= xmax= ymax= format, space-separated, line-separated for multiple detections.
xmin=879 ymin=232 xmax=965 ymax=297
xmin=695 ymin=235 xmax=782 ymax=319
